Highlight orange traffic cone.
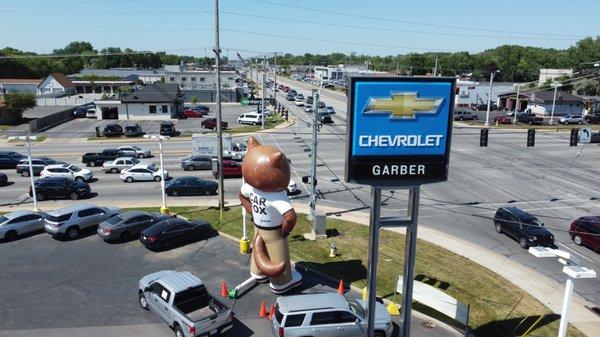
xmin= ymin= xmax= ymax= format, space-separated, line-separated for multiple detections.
xmin=268 ymin=304 xmax=276 ymax=320
xmin=220 ymin=281 xmax=228 ymax=298
xmin=259 ymin=300 xmax=267 ymax=318
xmin=337 ymin=279 xmax=345 ymax=295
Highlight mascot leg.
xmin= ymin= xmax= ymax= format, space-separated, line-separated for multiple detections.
xmin=259 ymin=228 xmax=302 ymax=294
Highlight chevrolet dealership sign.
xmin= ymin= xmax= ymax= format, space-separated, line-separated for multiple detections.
xmin=345 ymin=77 xmax=455 ymax=186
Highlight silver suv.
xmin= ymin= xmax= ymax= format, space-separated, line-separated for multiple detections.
xmin=271 ymin=293 xmax=393 ymax=337
xmin=44 ymin=204 xmax=120 ymax=240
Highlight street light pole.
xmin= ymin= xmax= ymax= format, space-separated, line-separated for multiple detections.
xmin=214 ymin=0 xmax=225 ymax=211
xmin=558 ymin=278 xmax=574 ymax=337
xmin=309 ymin=89 xmax=319 ymax=222
xmin=513 ymin=83 xmax=521 ymax=124
xmin=144 ymin=135 xmax=169 ymax=213
xmin=261 ymin=55 xmax=266 ymax=130
xmin=550 ymin=82 xmax=561 ymax=125
xmin=9 ymin=136 xmax=38 ymax=211
xmin=484 ymin=70 xmax=499 ymax=127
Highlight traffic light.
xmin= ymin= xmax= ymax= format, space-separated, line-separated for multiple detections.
xmin=480 ymin=128 xmax=488 ymax=147
xmin=527 ymin=129 xmax=535 ymax=147
xmin=570 ymin=128 xmax=579 ymax=146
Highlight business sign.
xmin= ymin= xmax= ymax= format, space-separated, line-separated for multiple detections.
xmin=245 ymin=98 xmax=275 ymax=106
xmin=345 ymin=77 xmax=455 ymax=186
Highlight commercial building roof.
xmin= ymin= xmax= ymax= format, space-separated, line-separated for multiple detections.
xmin=120 ymin=83 xmax=180 ymax=103
xmin=0 ymin=78 xmax=42 ymax=85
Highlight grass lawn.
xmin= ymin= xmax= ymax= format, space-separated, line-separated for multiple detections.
xmin=129 ymin=206 xmax=583 ymax=337
xmin=227 ymin=115 xmax=286 ymax=134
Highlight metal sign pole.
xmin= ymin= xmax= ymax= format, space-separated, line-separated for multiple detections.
xmin=400 ymin=187 xmax=420 ymax=337
xmin=365 ymin=186 xmax=381 ymax=337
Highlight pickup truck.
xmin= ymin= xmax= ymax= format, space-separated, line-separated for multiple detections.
xmin=138 ymin=270 xmax=233 ymax=337
xmin=516 ymin=113 xmax=543 ymax=125
xmin=201 ymin=118 xmax=228 ymax=130
xmin=81 ymin=149 xmax=123 ymax=167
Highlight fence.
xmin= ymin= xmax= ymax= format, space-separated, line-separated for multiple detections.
xmin=36 ymin=96 xmax=99 ymax=107
xmin=29 ymin=108 xmax=73 ymax=132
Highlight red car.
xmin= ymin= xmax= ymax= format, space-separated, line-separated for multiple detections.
xmin=212 ymin=160 xmax=242 ymax=179
xmin=201 ymin=118 xmax=228 ymax=130
xmin=492 ymin=116 xmax=512 ymax=124
xmin=570 ymin=216 xmax=600 ymax=252
xmin=182 ymin=109 xmax=202 ymax=118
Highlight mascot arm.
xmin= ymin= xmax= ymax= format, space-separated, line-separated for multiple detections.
xmin=281 ymin=209 xmax=297 ymax=237
xmin=239 ymin=192 xmax=253 ymax=214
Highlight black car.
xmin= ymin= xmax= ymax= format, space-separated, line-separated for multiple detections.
xmin=73 ymin=103 xmax=94 ymax=118
xmin=124 ymin=123 xmax=143 ymax=137
xmin=0 ymin=172 xmax=7 ymax=186
xmin=584 ymin=113 xmax=600 ymax=124
xmin=493 ymin=207 xmax=554 ymax=249
xmin=160 ymin=122 xmax=177 ymax=136
xmin=192 ymin=105 xmax=210 ymax=113
xmin=0 ymin=151 xmax=26 ymax=169
xmin=318 ymin=112 xmax=333 ymax=124
xmin=103 ymin=123 xmax=124 ymax=137
xmin=165 ymin=176 xmax=218 ymax=197
xmin=29 ymin=177 xmax=91 ymax=201
xmin=140 ymin=218 xmax=214 ymax=250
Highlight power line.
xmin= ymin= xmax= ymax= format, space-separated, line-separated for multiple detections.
xmin=250 ymin=0 xmax=587 ymax=39
xmin=4 ymin=28 xmax=212 ymax=33
xmin=0 ymin=0 xmax=141 ymax=8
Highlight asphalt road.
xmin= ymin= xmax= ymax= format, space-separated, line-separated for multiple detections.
xmin=1 ymin=76 xmax=600 ymax=312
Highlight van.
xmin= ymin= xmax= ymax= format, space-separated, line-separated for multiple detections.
xmin=237 ymin=113 xmax=263 ymax=125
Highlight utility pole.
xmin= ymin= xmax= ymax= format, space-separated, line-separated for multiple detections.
xmin=261 ymin=55 xmax=266 ymax=130
xmin=484 ymin=70 xmax=500 ymax=127
xmin=513 ymin=83 xmax=521 ymax=124
xmin=9 ymin=136 xmax=38 ymax=211
xmin=309 ymin=89 xmax=319 ymax=221
xmin=273 ymin=52 xmax=277 ymax=107
xmin=214 ymin=0 xmax=225 ymax=210
xmin=395 ymin=59 xmax=399 ymax=75
xmin=433 ymin=56 xmax=438 ymax=77
xmin=550 ymin=82 xmax=561 ymax=125
xmin=144 ymin=135 xmax=169 ymax=214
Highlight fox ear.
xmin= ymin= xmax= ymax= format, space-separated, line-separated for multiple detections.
xmin=247 ymin=136 xmax=261 ymax=150
xmin=269 ymin=152 xmax=287 ymax=168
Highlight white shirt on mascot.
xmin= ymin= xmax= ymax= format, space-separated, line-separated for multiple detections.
xmin=241 ymin=183 xmax=293 ymax=229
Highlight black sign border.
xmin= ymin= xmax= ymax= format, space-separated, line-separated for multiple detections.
xmin=344 ymin=76 xmax=456 ymax=187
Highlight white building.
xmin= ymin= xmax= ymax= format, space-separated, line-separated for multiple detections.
xmin=37 ymin=73 xmax=76 ymax=97
xmin=455 ymin=80 xmax=515 ymax=107
xmin=313 ymin=64 xmax=370 ymax=80
xmin=93 ymin=83 xmax=182 ymax=120
xmin=164 ymin=64 xmax=237 ymax=90
xmin=0 ymin=78 xmax=41 ymax=94
xmin=539 ymin=69 xmax=573 ymax=86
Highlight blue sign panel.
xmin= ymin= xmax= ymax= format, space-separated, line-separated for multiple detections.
xmin=345 ymin=77 xmax=455 ymax=186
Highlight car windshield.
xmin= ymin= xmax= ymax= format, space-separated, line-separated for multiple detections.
xmin=133 ymin=146 xmax=141 ymax=150
xmin=0 ymin=216 xmax=9 ymax=224
xmin=148 ymin=166 xmax=158 ymax=172
xmin=105 ymin=216 xmax=123 ymax=225
xmin=69 ymin=166 xmax=82 ymax=172
xmin=523 ymin=217 xmax=543 ymax=227
xmin=132 ymin=158 xmax=140 ymax=164
xmin=349 ymin=300 xmax=365 ymax=319
xmin=125 ymin=126 xmax=137 ymax=130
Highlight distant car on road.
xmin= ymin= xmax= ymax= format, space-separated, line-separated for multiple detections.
xmin=569 ymin=216 xmax=600 ymax=252
xmin=165 ymin=176 xmax=218 ymax=197
xmin=30 ymin=177 xmax=91 ymax=201
xmin=120 ymin=164 xmax=167 ymax=182
xmin=0 ymin=151 xmax=26 ymax=169
xmin=317 ymin=101 xmax=326 ymax=108
xmin=97 ymin=210 xmax=172 ymax=242
xmin=201 ymin=118 xmax=228 ymax=130
xmin=493 ymin=207 xmax=554 ymax=249
xmin=16 ymin=157 xmax=64 ymax=177
xmin=181 ymin=155 xmax=212 ymax=171
xmin=44 ymin=204 xmax=120 ymax=240
xmin=140 ymin=218 xmax=215 ymax=250
xmin=0 ymin=210 xmax=46 ymax=241
xmin=558 ymin=114 xmax=584 ymax=124
xmin=212 ymin=159 xmax=242 ymax=179
xmin=103 ymin=157 xmax=140 ymax=173
xmin=124 ymin=123 xmax=143 ymax=137
xmin=453 ymin=110 xmax=477 ymax=121
xmin=318 ymin=112 xmax=333 ymax=123
xmin=0 ymin=172 xmax=7 ymax=186
xmin=304 ymin=106 xmax=313 ymax=113
xmin=40 ymin=164 xmax=93 ymax=182
xmin=82 ymin=149 xmax=124 ymax=167
xmin=324 ymin=106 xmax=335 ymax=114
xmin=294 ymin=97 xmax=305 ymax=106
xmin=287 ymin=180 xmax=297 ymax=194
xmin=117 ymin=146 xmax=151 ymax=159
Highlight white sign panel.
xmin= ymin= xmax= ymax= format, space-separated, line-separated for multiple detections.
xmin=397 ymin=276 xmax=468 ymax=325
xmin=579 ymin=127 xmax=592 ymax=144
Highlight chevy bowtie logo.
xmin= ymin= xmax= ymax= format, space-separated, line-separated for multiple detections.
xmin=362 ymin=92 xmax=443 ymax=119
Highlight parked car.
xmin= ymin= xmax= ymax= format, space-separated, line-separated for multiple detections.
xmin=453 ymin=110 xmax=477 ymax=121
xmin=516 ymin=112 xmax=543 ymax=125
xmin=286 ymin=94 xmax=296 ymax=101
xmin=85 ymin=108 xmax=98 ymax=118
xmin=324 ymin=106 xmax=335 ymax=114
xmin=0 ymin=172 xmax=7 ymax=186
xmin=82 ymin=149 xmax=124 ymax=167
xmin=73 ymin=103 xmax=94 ymax=118
xmin=294 ymin=98 xmax=305 ymax=106
xmin=584 ymin=113 xmax=600 ymax=124
xmin=201 ymin=118 xmax=228 ymax=130
xmin=44 ymin=204 xmax=120 ymax=240
xmin=160 ymin=122 xmax=177 ymax=136
xmin=318 ymin=112 xmax=333 ymax=123
xmin=40 ymin=164 xmax=93 ymax=182
xmin=304 ymin=106 xmax=313 ymax=113
xmin=103 ymin=157 xmax=140 ymax=173
xmin=97 ymin=210 xmax=172 ymax=241
xmin=16 ymin=157 xmax=64 ymax=177
xmin=117 ymin=146 xmax=152 ymax=159
xmin=165 ymin=176 xmax=218 ymax=197
xmin=492 ymin=115 xmax=512 ymax=124
xmin=103 ymin=123 xmax=124 ymax=137
xmin=183 ymin=109 xmax=203 ymax=118
xmin=137 ymin=270 xmax=233 ymax=336
xmin=0 ymin=151 xmax=26 ymax=169
xmin=569 ymin=216 xmax=600 ymax=252
xmin=0 ymin=210 xmax=46 ymax=241
xmin=140 ymin=218 xmax=215 ymax=250
xmin=493 ymin=207 xmax=554 ymax=249
xmin=558 ymin=114 xmax=584 ymax=124
xmin=120 ymin=164 xmax=168 ymax=182
xmin=271 ymin=292 xmax=393 ymax=337
xmin=192 ymin=105 xmax=210 ymax=114
xmin=30 ymin=177 xmax=91 ymax=201
xmin=238 ymin=112 xmax=263 ymax=125
xmin=124 ymin=123 xmax=143 ymax=137
xmin=212 ymin=159 xmax=242 ymax=179
xmin=181 ymin=155 xmax=212 ymax=171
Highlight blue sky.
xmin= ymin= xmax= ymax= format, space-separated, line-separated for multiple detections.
xmin=0 ymin=0 xmax=598 ymax=57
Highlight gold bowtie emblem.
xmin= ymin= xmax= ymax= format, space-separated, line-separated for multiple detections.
xmin=363 ymin=92 xmax=443 ymax=119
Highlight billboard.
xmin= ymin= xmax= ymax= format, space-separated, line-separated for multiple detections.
xmin=345 ymin=77 xmax=455 ymax=186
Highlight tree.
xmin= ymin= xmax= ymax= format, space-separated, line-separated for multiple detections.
xmin=191 ymin=96 xmax=199 ymax=105
xmin=4 ymin=93 xmax=36 ymax=123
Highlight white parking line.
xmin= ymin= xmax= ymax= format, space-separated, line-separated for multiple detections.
xmin=557 ymin=241 xmax=595 ymax=264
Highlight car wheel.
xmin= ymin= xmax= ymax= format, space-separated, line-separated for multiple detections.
xmin=75 ymin=176 xmax=84 ymax=182
xmin=154 ymin=176 xmax=161 ymax=182
xmin=111 ymin=168 xmax=118 ymax=174
xmin=36 ymin=192 xmax=45 ymax=201
xmin=573 ymin=235 xmax=583 ymax=246
xmin=126 ymin=177 xmax=134 ymax=183
xmin=4 ymin=230 xmax=17 ymax=241
xmin=70 ymin=192 xmax=80 ymax=200
xmin=89 ymin=161 xmax=96 ymax=167
xmin=174 ymin=325 xmax=184 ymax=337
xmin=139 ymin=292 xmax=149 ymax=310
xmin=374 ymin=332 xmax=385 ymax=337
xmin=495 ymin=223 xmax=502 ymax=233
xmin=138 ymin=153 xmax=145 ymax=159
xmin=171 ymin=190 xmax=179 ymax=197
xmin=187 ymin=165 xmax=195 ymax=171
xmin=519 ymin=237 xmax=529 ymax=249
xmin=66 ymin=226 xmax=79 ymax=240
xmin=21 ymin=170 xmax=30 ymax=177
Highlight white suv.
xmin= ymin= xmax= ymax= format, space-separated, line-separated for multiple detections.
xmin=40 ymin=164 xmax=93 ymax=182
xmin=238 ymin=113 xmax=263 ymax=125
xmin=120 ymin=164 xmax=168 ymax=182
xmin=558 ymin=114 xmax=584 ymax=124
xmin=44 ymin=204 xmax=120 ymax=240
